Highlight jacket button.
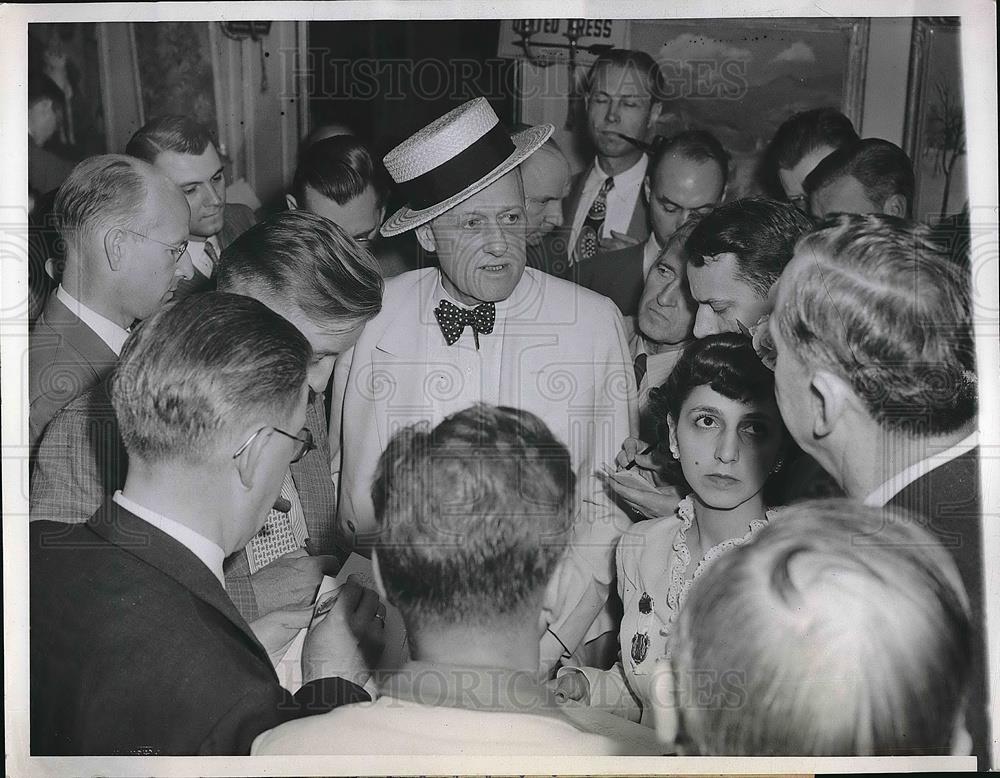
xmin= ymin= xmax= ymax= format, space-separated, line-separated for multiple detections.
xmin=346 ymin=520 xmax=356 ymax=532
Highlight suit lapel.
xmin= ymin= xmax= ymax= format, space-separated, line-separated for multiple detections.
xmin=38 ymin=295 xmax=118 ymax=369
xmin=289 ymin=393 xmax=337 ymax=548
xmin=87 ymin=500 xmax=272 ymax=667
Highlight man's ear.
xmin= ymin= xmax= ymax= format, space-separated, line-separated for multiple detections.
xmin=370 ymin=549 xmax=389 ymax=601
xmin=233 ymin=427 xmax=268 ymax=492
xmin=103 ymin=228 xmax=126 ymax=272
xmin=415 ymin=222 xmax=436 ymax=253
xmin=649 ymin=658 xmax=680 ymax=749
xmin=882 ymin=193 xmax=907 ymax=218
xmin=810 ymin=370 xmax=856 ymax=439
xmin=285 ymin=193 xmax=299 ymax=211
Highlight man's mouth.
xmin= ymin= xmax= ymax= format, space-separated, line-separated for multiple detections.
xmin=479 ymin=264 xmax=508 ymax=272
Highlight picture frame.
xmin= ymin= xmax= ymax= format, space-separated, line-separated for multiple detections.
xmin=903 ymin=17 xmax=966 ymax=222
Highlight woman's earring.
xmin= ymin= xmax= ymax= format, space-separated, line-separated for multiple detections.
xmin=772 ymin=457 xmax=785 ymax=473
xmin=670 ymin=446 xmax=680 ymax=459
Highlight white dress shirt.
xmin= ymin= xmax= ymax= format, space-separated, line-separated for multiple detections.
xmin=113 ymin=490 xmax=226 ymax=588
xmin=187 ymin=235 xmax=222 ymax=279
xmin=863 ymin=431 xmax=979 ymax=507
xmin=569 ymin=155 xmax=649 ymax=257
xmin=55 ymin=285 xmax=130 ymax=356
xmin=640 ymin=233 xmax=663 ymax=280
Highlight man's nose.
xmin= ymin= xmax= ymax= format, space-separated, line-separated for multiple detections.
xmin=692 ymin=307 xmax=717 ymax=339
xmin=544 ymin=202 xmax=563 ymax=227
xmin=604 ymin=101 xmax=620 ymax=124
xmin=482 ymin=222 xmax=509 ymax=257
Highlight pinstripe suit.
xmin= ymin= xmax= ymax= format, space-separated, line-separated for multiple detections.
xmin=29 ymin=386 xmax=338 ymax=621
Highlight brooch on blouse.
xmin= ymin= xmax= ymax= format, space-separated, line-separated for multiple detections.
xmin=631 ymin=631 xmax=650 ymax=663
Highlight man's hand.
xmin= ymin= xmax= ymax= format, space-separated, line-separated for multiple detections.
xmin=600 ymin=230 xmax=642 ymax=252
xmin=301 ymin=578 xmax=386 ymax=687
xmin=550 ymin=671 xmax=591 ymax=704
xmin=249 ymin=604 xmax=314 ymax=666
xmin=249 ymin=548 xmax=340 ymax=616
xmin=614 ymin=436 xmax=658 ymax=472
xmin=604 ymin=472 xmax=681 ymax=519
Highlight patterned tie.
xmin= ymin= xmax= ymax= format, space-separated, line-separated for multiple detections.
xmin=433 ymin=299 xmax=496 ymax=349
xmin=633 ymin=352 xmax=648 ymax=389
xmin=246 ymin=470 xmax=309 ymax=573
xmin=203 ymin=239 xmax=219 ymax=273
xmin=574 ymin=176 xmax=614 ymax=263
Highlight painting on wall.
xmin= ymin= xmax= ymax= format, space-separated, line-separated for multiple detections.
xmin=628 ymin=18 xmax=871 ymax=199
xmin=903 ymin=17 xmax=966 ymax=223
xmin=133 ymin=22 xmax=218 ymax=135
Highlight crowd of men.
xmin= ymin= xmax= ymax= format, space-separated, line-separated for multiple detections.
xmin=24 ymin=47 xmax=986 ymax=763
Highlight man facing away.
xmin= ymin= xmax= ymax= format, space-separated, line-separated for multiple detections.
xmin=28 ymin=154 xmax=193 ymax=458
xmin=30 ymin=293 xmax=384 ymax=755
xmin=126 ymin=115 xmax=257 ymax=299
xmin=332 ymin=97 xmax=636 ymax=674
xmin=255 ymin=405 xmax=651 ymax=756
xmin=767 ymin=213 xmax=989 ymax=764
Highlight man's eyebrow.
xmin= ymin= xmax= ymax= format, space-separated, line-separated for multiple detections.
xmin=179 ymin=166 xmax=224 ymax=187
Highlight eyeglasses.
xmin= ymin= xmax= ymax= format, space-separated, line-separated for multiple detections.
xmin=121 ymin=228 xmax=190 ymax=263
xmin=232 ymin=425 xmax=315 ymax=464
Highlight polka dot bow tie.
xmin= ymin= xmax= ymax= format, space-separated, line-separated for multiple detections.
xmin=433 ymin=299 xmax=496 ymax=349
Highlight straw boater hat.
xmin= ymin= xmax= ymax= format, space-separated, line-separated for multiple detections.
xmin=380 ymin=97 xmax=554 ymax=237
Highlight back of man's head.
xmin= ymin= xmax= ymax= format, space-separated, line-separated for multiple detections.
xmin=371 ymin=404 xmax=575 ymax=633
xmin=685 ymin=197 xmax=815 ymax=297
xmin=216 ymin=210 xmax=383 ymax=331
xmin=774 ymin=213 xmax=977 ymax=436
xmin=54 ymin=154 xmax=154 ymax=256
xmin=291 ymin=136 xmax=387 ymax=211
xmin=125 ymin=115 xmax=215 ymax=163
xmin=803 ymin=138 xmax=915 ymax=217
xmin=651 ymin=130 xmax=730 ymax=191
xmin=769 ymin=107 xmax=859 ymax=172
xmin=111 ymin=291 xmax=310 ymax=467
xmin=665 ymin=499 xmax=973 ymax=756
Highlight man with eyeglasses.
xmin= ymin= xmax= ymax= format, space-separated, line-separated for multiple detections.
xmin=126 ymin=115 xmax=258 ymax=300
xmin=30 ymin=211 xmax=383 ymax=627
xmin=28 ymin=153 xmax=194 ymax=459
xmin=30 ymin=292 xmax=385 ymax=755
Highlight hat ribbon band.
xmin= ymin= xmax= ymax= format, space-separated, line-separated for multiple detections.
xmin=399 ymin=123 xmax=516 ymax=211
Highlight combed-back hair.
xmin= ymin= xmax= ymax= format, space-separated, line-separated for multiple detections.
xmin=291 ymin=135 xmax=389 ymax=208
xmin=216 ymin=210 xmax=383 ymax=332
xmin=803 ymin=138 xmax=915 ymax=216
xmin=685 ymin=197 xmax=815 ymax=298
xmin=584 ymin=48 xmax=667 ymax=103
xmin=651 ymin=130 xmax=730 ymax=189
xmin=54 ymin=154 xmax=153 ymax=251
xmin=671 ymin=499 xmax=973 ymax=756
xmin=769 ymin=107 xmax=859 ymax=171
xmin=125 ymin=115 xmax=215 ymax=162
xmin=111 ymin=292 xmax=310 ymax=464
xmin=371 ymin=404 xmax=576 ymax=633
xmin=775 ymin=213 xmax=977 ymax=436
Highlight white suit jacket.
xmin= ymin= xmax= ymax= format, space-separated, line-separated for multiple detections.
xmin=331 ymin=267 xmax=638 ymax=668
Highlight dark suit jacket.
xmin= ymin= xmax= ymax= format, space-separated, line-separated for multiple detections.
xmin=30 ymin=501 xmax=367 ymax=755
xmin=576 ymin=243 xmax=645 ymax=316
xmin=170 ymin=203 xmax=259 ymax=300
xmin=30 ymin=386 xmax=339 ymax=622
xmin=28 ymin=294 xmax=118 ymax=459
xmin=886 ymin=447 xmax=990 ymax=765
xmin=561 ymin=160 xmax=650 ymax=261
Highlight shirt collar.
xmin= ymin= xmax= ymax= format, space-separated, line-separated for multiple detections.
xmin=55 ymin=285 xmax=130 ymax=356
xmin=590 ymin=153 xmax=649 ymax=188
xmin=641 ymin=233 xmax=662 ymax=279
xmin=187 ymin=234 xmax=221 ymax=278
xmin=863 ymin=430 xmax=979 ymax=507
xmin=112 ymin=491 xmax=227 ymax=587
xmin=429 ymin=267 xmax=529 ymax=317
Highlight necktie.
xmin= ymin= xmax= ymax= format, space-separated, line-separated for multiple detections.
xmin=246 ymin=470 xmax=309 ymax=573
xmin=434 ymin=299 xmax=496 ymax=349
xmin=574 ymin=176 xmax=614 ymax=263
xmin=633 ymin=352 xmax=648 ymax=389
xmin=203 ymin=239 xmax=219 ymax=274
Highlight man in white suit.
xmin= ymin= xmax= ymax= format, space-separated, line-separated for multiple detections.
xmin=331 ymin=98 xmax=637 ymax=674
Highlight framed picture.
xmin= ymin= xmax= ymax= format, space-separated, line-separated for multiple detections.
xmin=903 ymin=17 xmax=966 ymax=222
xmin=628 ymin=18 xmax=871 ymax=198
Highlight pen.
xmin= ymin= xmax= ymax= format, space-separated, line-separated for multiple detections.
xmin=624 ymin=443 xmax=657 ymax=470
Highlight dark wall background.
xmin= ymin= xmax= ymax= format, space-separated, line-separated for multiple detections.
xmin=307 ymin=20 xmax=515 ymax=159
